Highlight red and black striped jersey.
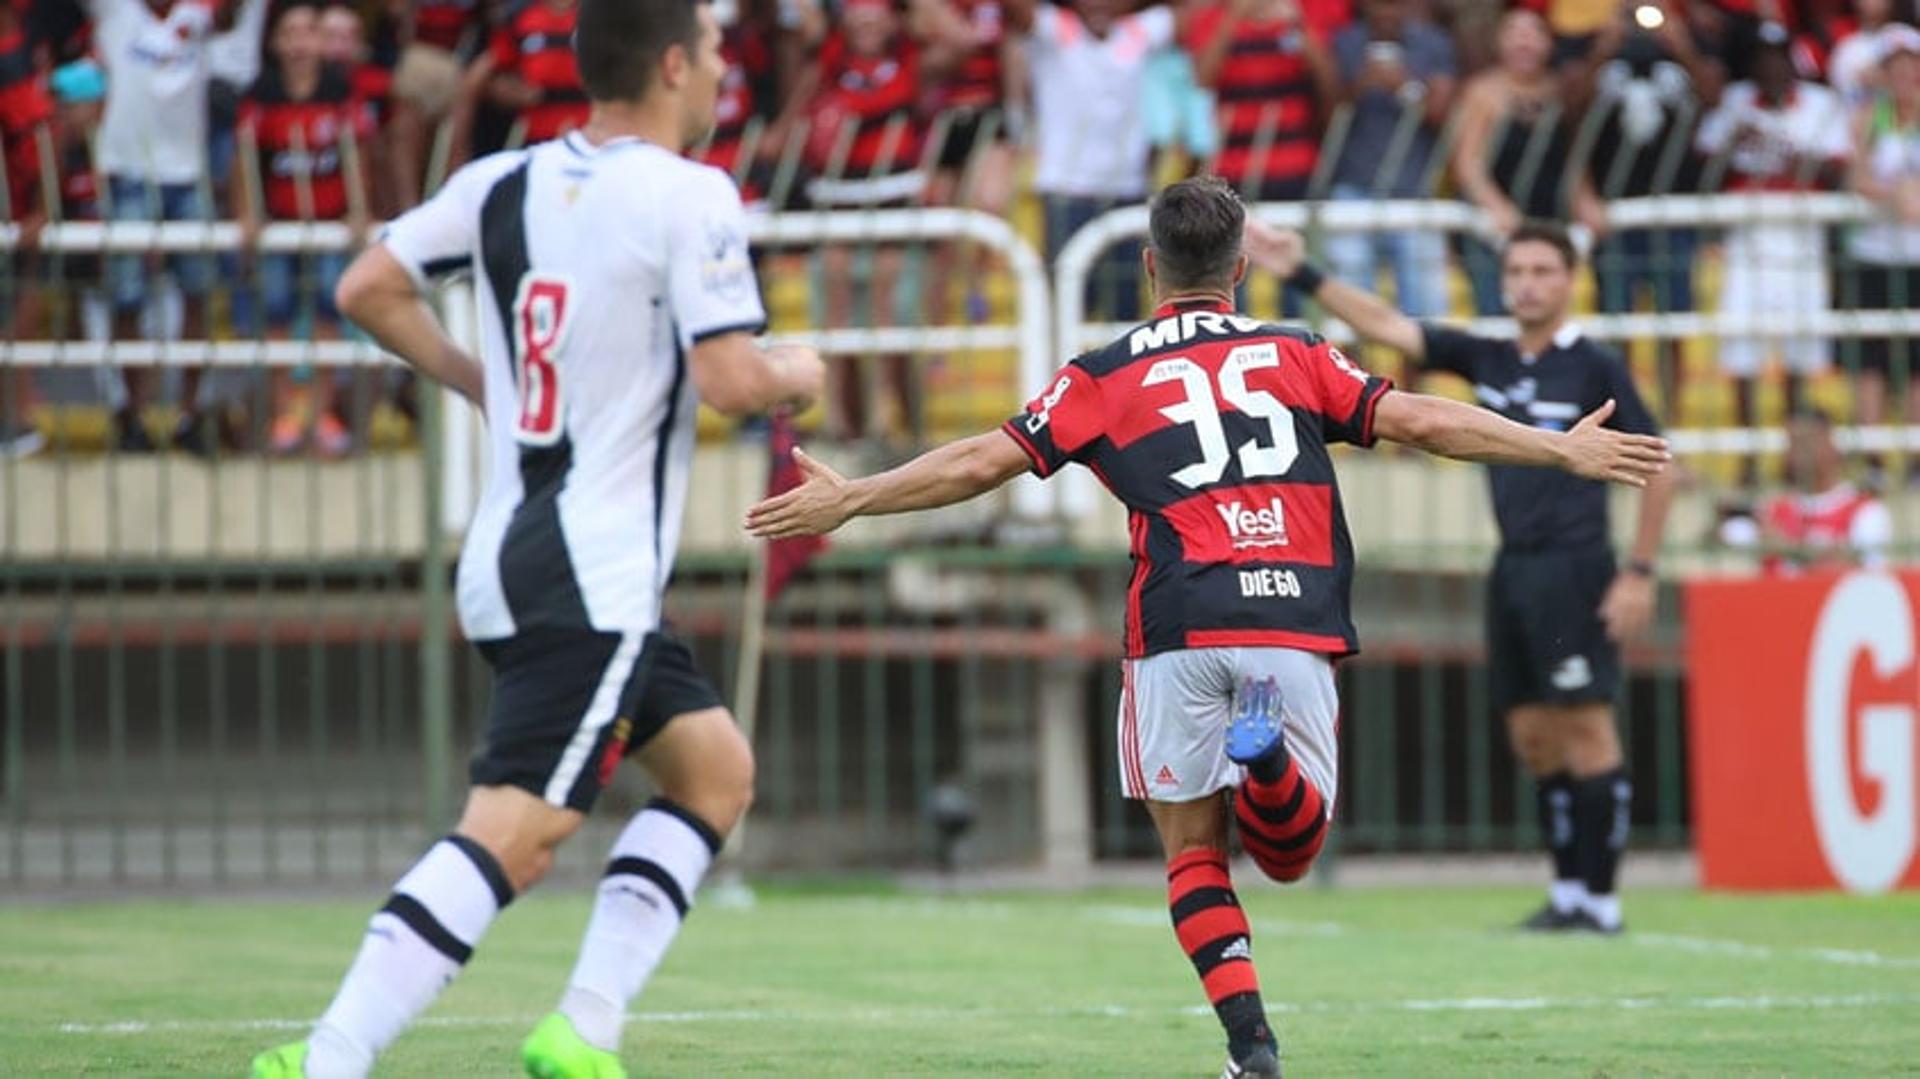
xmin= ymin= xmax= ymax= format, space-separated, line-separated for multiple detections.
xmin=938 ymin=0 xmax=1004 ymax=110
xmin=810 ymin=33 xmax=921 ymax=176
xmin=698 ymin=28 xmax=769 ymax=187
xmin=414 ymin=0 xmax=484 ymax=52
xmin=1003 ymin=299 xmax=1393 ymax=659
xmin=0 ymin=23 xmax=49 ymax=220
xmin=240 ymin=64 xmax=374 ymax=221
xmin=491 ymin=0 xmax=586 ymax=143
xmin=1185 ymin=5 xmax=1321 ymax=192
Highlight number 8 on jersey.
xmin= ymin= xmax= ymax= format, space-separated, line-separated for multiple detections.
xmin=514 ymin=275 xmax=574 ymax=445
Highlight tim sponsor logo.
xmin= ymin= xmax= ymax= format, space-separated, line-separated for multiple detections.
xmin=1217 ymin=497 xmax=1289 ymax=550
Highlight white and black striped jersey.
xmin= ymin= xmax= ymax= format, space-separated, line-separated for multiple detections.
xmin=382 ymin=131 xmax=767 ymax=640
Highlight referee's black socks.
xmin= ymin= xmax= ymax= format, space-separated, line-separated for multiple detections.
xmin=1534 ymin=772 xmax=1581 ymax=913
xmin=1571 ymin=767 xmax=1632 ymax=931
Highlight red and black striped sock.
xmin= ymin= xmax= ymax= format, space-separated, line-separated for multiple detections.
xmin=1236 ymin=749 xmax=1329 ymax=883
xmin=1167 ymin=848 xmax=1274 ymax=1059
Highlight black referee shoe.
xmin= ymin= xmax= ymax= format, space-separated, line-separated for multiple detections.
xmin=1516 ymin=902 xmax=1586 ymax=932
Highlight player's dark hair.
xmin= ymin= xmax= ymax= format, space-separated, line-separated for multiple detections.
xmin=1504 ymin=219 xmax=1579 ymax=269
xmin=575 ymin=0 xmax=705 ymax=103
xmin=1148 ymin=176 xmax=1246 ymax=292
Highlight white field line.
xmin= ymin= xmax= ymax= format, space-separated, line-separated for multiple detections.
xmin=802 ymin=898 xmax=1920 ymax=967
xmin=821 ymin=898 xmax=1348 ymax=937
xmin=54 ymin=993 xmax=1920 ymax=1037
xmin=1633 ymin=932 xmax=1920 ymax=971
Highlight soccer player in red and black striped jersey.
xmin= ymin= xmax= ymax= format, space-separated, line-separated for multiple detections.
xmin=748 ymin=176 xmax=1669 ymax=1077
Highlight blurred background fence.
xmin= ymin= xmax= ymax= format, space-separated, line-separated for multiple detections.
xmin=5 ymin=0 xmax=1920 ymax=892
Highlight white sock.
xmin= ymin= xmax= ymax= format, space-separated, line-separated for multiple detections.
xmin=1582 ymin=891 xmax=1623 ymax=931
xmin=1549 ymin=879 xmax=1589 ymax=915
xmin=305 ymin=836 xmax=515 ymax=1078
xmin=560 ymin=799 xmax=721 ymax=1051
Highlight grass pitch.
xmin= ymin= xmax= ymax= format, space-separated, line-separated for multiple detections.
xmin=3 ymin=881 xmax=1917 ymax=1076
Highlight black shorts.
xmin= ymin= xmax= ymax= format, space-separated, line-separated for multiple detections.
xmin=936 ymin=108 xmax=1007 ymax=171
xmin=1486 ymin=545 xmax=1621 ymax=716
xmin=469 ymin=626 xmax=725 ymax=812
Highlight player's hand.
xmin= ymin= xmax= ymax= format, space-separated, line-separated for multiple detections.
xmin=1241 ymin=219 xmax=1305 ymax=278
xmin=745 ymin=448 xmax=854 ymax=538
xmin=769 ymin=344 xmax=826 ymax=411
xmin=1599 ymin=571 xmax=1656 ymax=642
xmin=1561 ymin=399 xmax=1671 ymax=487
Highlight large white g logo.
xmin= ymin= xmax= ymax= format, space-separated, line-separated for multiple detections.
xmin=1805 ymin=573 xmax=1917 ymax=894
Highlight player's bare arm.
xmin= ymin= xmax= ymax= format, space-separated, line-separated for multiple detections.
xmin=689 ymin=334 xmax=825 ymax=416
xmin=335 ymin=246 xmax=487 ymax=407
xmin=1241 ymin=220 xmax=1426 ymax=358
xmin=1374 ymin=394 xmax=1670 ymax=487
xmin=745 ymin=429 xmax=1030 ymax=538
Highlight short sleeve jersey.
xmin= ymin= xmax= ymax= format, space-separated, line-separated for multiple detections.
xmin=1420 ymin=323 xmax=1660 ymax=551
xmin=381 ymin=134 xmax=766 ymax=641
xmin=1004 ymin=299 xmax=1394 ymax=659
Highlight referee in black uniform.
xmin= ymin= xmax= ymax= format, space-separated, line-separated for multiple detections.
xmin=1246 ymin=218 xmax=1674 ymax=934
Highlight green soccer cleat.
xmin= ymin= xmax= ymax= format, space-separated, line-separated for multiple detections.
xmin=521 ymin=1012 xmax=627 ymax=1079
xmin=249 ymin=1041 xmax=309 ymax=1078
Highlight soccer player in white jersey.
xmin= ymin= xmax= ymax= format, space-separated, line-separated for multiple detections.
xmin=250 ymin=1 xmax=824 ymax=1075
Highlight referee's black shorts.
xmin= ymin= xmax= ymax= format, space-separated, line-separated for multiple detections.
xmin=468 ymin=626 xmax=726 ymax=813
xmin=1486 ymin=544 xmax=1621 ymax=716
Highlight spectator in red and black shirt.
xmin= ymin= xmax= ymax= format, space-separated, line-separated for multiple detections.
xmin=235 ymin=0 xmax=373 ymax=455
xmin=321 ymin=3 xmax=391 ymax=121
xmin=319 ymin=3 xmax=399 ymax=210
xmin=911 ymin=0 xmax=1020 ymax=321
xmin=799 ymin=0 xmax=923 ymax=199
xmin=483 ymin=0 xmax=586 ymax=145
xmin=0 ymin=0 xmax=52 ymax=454
xmin=1189 ymin=0 xmax=1338 ymax=202
xmin=785 ymin=0 xmax=927 ymax=438
xmin=696 ymin=16 xmax=773 ymax=202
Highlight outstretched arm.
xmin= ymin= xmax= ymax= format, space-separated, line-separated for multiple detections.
xmin=1241 ymin=219 xmax=1426 ymax=358
xmin=1373 ymin=393 xmax=1670 ymax=486
xmin=746 ymin=430 xmax=1032 ymax=538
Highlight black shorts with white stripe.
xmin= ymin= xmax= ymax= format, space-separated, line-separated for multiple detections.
xmin=469 ymin=627 xmax=725 ymax=812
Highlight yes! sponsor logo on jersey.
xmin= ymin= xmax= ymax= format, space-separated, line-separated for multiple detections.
xmin=1216 ymin=496 xmax=1289 ymax=550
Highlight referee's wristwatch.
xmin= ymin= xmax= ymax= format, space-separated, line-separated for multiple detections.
xmin=1623 ymin=559 xmax=1657 ymax=580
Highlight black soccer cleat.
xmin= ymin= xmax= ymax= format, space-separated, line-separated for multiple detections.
xmin=1516 ymin=902 xmax=1586 ymax=932
xmin=1221 ymin=1043 xmax=1282 ymax=1078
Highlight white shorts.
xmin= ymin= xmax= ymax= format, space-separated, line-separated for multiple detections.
xmin=1118 ymin=647 xmax=1340 ymax=807
xmin=1718 ymin=225 xmax=1831 ymax=377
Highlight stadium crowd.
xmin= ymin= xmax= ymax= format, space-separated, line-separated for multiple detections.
xmin=1 ymin=0 xmax=1918 ymax=459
